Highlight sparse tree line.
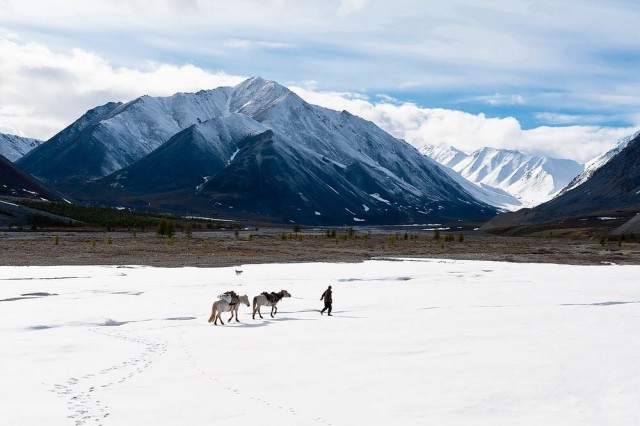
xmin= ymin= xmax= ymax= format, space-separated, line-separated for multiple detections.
xmin=273 ymin=225 xmax=466 ymax=246
xmin=17 ymin=200 xmax=241 ymax=232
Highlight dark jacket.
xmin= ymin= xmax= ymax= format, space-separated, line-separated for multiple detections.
xmin=321 ymin=288 xmax=332 ymax=305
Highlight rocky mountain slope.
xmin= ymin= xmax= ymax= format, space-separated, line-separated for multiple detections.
xmin=558 ymin=131 xmax=639 ymax=196
xmin=0 ymin=154 xmax=64 ymax=201
xmin=482 ymin=132 xmax=640 ymax=232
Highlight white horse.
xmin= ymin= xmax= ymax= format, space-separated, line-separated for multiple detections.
xmin=208 ymin=294 xmax=250 ymax=325
xmin=252 ymin=290 xmax=291 ymax=319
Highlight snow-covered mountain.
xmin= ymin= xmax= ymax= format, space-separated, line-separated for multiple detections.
xmin=421 ymin=144 xmax=469 ymax=169
xmin=27 ymin=77 xmax=496 ymax=224
xmin=193 ymin=78 xmax=495 ymax=224
xmin=18 ymin=92 xmax=234 ymax=181
xmin=421 ymin=144 xmax=583 ymax=209
xmin=0 ymin=133 xmax=42 ymax=162
xmin=558 ymin=131 xmax=640 ymax=196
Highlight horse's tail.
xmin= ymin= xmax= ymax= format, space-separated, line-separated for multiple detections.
xmin=208 ymin=302 xmax=217 ymax=323
xmin=252 ymin=296 xmax=258 ymax=313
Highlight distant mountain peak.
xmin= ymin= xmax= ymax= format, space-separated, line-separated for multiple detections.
xmin=421 ymin=143 xmax=584 ymax=209
xmin=0 ymin=133 xmax=43 ymax=162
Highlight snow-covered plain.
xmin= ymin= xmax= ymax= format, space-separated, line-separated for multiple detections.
xmin=2 ymin=259 xmax=640 ymax=426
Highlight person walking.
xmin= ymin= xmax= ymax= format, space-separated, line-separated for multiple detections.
xmin=320 ymin=285 xmax=333 ymax=316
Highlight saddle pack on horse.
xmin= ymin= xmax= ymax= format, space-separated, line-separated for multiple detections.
xmin=261 ymin=291 xmax=280 ymax=304
xmin=218 ymin=290 xmax=239 ymax=306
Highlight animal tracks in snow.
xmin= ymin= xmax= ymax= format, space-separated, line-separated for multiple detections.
xmin=179 ymin=336 xmax=333 ymax=425
xmin=50 ymin=327 xmax=167 ymax=425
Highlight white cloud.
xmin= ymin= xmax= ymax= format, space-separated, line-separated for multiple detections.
xmin=477 ymin=94 xmax=526 ymax=106
xmin=290 ymin=86 xmax=639 ymax=163
xmin=534 ymin=112 xmax=613 ymax=125
xmin=337 ymin=0 xmax=369 ymax=17
xmin=223 ymin=38 xmax=294 ymax=50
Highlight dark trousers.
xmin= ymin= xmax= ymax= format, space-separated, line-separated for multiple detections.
xmin=321 ymin=302 xmax=332 ymax=315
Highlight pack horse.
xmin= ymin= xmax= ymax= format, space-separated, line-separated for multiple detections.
xmin=208 ymin=294 xmax=250 ymax=325
xmin=252 ymin=290 xmax=291 ymax=319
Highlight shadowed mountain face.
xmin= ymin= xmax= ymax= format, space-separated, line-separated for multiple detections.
xmin=482 ymin=133 xmax=640 ymax=231
xmin=17 ymin=77 xmax=497 ymax=225
xmin=102 ymin=113 xmax=272 ymax=193
xmin=0 ymin=154 xmax=64 ymax=201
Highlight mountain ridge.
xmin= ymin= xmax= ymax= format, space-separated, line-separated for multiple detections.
xmin=26 ymin=77 xmax=496 ymax=225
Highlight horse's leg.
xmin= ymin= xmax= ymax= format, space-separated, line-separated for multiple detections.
xmin=270 ymin=305 xmax=275 ymax=318
xmin=208 ymin=304 xmax=217 ymax=323
xmin=235 ymin=307 xmax=241 ymax=323
xmin=258 ymin=305 xmax=263 ymax=319
xmin=215 ymin=310 xmax=224 ymax=325
xmin=228 ymin=307 xmax=234 ymax=322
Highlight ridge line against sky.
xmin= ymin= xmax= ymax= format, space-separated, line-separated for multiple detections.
xmin=1 ymin=0 xmax=639 ymax=163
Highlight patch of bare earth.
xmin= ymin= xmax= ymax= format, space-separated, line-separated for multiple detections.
xmin=1 ymin=229 xmax=640 ymax=267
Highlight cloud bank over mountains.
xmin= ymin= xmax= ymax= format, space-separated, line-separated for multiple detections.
xmin=291 ymin=85 xmax=638 ymax=163
xmin=0 ymin=34 xmax=637 ymax=163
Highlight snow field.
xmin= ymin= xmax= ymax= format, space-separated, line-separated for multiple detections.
xmin=1 ymin=260 xmax=640 ymax=425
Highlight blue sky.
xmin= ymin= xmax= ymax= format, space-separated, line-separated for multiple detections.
xmin=1 ymin=0 xmax=639 ymax=162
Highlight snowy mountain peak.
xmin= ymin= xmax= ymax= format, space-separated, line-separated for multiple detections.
xmin=230 ymin=77 xmax=297 ymax=117
xmin=419 ymin=144 xmax=468 ymax=168
xmin=0 ymin=133 xmax=43 ymax=162
xmin=232 ymin=77 xmax=292 ymax=100
xmin=421 ymin=143 xmax=584 ymax=209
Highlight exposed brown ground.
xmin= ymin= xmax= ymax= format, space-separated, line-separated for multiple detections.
xmin=2 ymin=227 xmax=640 ymax=267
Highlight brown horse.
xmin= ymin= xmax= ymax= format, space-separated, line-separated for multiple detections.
xmin=208 ymin=294 xmax=250 ymax=325
xmin=252 ymin=290 xmax=291 ymax=319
